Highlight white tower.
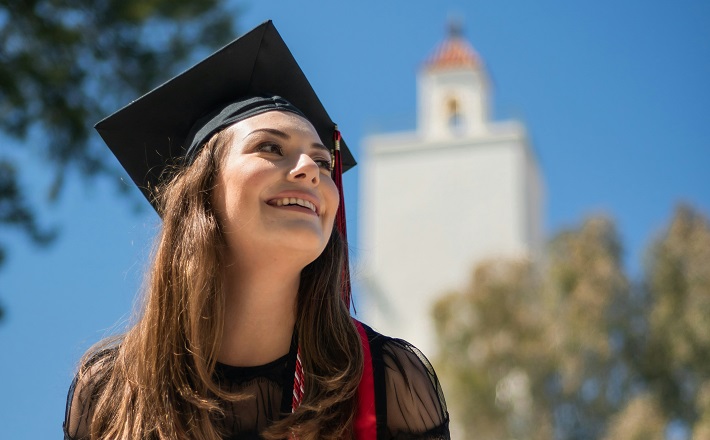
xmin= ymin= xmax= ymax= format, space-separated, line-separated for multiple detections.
xmin=358 ymin=26 xmax=545 ymax=355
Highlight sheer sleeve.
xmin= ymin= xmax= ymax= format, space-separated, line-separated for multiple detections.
xmin=382 ymin=338 xmax=450 ymax=440
xmin=63 ymin=349 xmax=115 ymax=440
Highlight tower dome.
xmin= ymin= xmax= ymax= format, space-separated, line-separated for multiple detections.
xmin=424 ymin=22 xmax=481 ymax=71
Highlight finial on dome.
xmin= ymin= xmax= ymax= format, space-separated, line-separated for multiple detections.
xmin=447 ymin=15 xmax=464 ymax=38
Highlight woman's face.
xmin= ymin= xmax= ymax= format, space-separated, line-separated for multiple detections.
xmin=212 ymin=111 xmax=339 ymax=267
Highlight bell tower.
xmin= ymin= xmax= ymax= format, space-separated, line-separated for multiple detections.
xmin=359 ymin=23 xmax=545 ymax=356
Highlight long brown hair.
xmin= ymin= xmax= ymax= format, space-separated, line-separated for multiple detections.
xmin=78 ymin=127 xmax=363 ymax=439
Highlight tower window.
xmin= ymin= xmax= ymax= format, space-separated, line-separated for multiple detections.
xmin=446 ymin=97 xmax=464 ymax=134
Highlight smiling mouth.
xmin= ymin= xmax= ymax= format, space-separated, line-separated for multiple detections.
xmin=270 ymin=197 xmax=318 ymax=215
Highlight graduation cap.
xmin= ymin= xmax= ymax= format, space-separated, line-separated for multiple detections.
xmin=95 ymin=20 xmax=355 ymax=208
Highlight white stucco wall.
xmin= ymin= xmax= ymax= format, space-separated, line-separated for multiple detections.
xmin=359 ymin=122 xmax=539 ymax=354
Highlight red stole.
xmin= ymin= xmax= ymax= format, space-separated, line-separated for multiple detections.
xmin=353 ymin=319 xmax=377 ymax=439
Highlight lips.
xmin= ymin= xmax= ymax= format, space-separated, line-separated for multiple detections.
xmin=273 ymin=197 xmax=316 ymax=213
xmin=267 ymin=193 xmax=320 ymax=215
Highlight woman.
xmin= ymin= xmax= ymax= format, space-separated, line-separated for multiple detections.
xmin=64 ymin=21 xmax=449 ymax=440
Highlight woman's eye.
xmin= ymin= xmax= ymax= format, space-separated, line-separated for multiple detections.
xmin=314 ymin=157 xmax=333 ymax=171
xmin=256 ymin=143 xmax=282 ymax=155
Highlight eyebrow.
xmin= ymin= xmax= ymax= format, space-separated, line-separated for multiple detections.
xmin=246 ymin=128 xmax=330 ymax=153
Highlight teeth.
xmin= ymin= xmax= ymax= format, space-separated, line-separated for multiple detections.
xmin=274 ymin=197 xmax=316 ymax=213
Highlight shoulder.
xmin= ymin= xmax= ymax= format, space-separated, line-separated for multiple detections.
xmin=63 ymin=347 xmax=118 ymax=440
xmin=357 ymin=322 xmax=450 ymax=439
xmin=356 ymin=321 xmax=445 ymax=403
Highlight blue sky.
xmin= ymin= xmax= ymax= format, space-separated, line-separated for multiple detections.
xmin=1 ymin=1 xmax=708 ymax=437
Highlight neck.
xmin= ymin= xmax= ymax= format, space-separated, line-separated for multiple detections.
xmin=217 ymin=254 xmax=301 ymax=367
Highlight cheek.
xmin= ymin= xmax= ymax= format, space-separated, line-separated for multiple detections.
xmin=214 ymin=161 xmax=267 ymax=220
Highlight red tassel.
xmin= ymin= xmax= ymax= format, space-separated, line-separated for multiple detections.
xmin=292 ymin=347 xmax=304 ymax=412
xmin=332 ymin=125 xmax=352 ymax=309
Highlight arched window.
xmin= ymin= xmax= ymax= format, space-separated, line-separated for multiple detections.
xmin=446 ymin=97 xmax=464 ymax=134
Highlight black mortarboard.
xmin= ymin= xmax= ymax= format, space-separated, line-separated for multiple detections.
xmin=94 ymin=20 xmax=355 ymax=208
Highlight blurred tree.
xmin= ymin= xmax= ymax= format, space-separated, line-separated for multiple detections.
xmin=434 ymin=216 xmax=632 ymax=439
xmin=543 ymin=217 xmax=631 ymax=439
xmin=636 ymin=204 xmax=710 ymax=428
xmin=0 ymin=0 xmax=237 ymax=320
xmin=434 ymin=206 xmax=710 ymax=438
xmin=433 ymin=259 xmax=553 ymax=439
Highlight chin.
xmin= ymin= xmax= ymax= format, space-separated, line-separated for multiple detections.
xmin=291 ymin=238 xmax=330 ymax=262
xmin=272 ymin=230 xmax=330 ymax=262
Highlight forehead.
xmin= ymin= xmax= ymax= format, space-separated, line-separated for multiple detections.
xmin=228 ymin=110 xmax=321 ymax=140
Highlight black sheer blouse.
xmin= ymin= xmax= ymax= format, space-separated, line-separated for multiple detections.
xmin=64 ymin=327 xmax=449 ymax=439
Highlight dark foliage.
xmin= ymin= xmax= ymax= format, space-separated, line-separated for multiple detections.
xmin=0 ymin=0 xmax=238 ymax=320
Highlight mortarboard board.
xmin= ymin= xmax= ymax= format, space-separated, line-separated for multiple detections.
xmin=94 ymin=20 xmax=355 ymax=209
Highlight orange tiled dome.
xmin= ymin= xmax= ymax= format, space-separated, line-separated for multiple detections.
xmin=425 ymin=25 xmax=480 ymax=70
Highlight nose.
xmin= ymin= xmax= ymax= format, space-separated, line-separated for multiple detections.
xmin=288 ymin=154 xmax=320 ymax=186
